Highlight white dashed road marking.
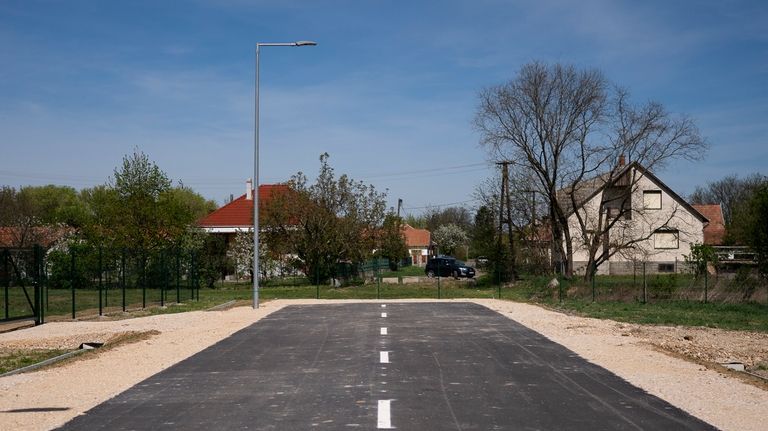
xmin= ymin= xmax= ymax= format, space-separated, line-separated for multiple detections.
xmin=381 ymin=304 xmax=387 ymax=308
xmin=381 ymin=327 xmax=388 ymax=335
xmin=381 ymin=312 xmax=387 ymax=318
xmin=377 ymin=399 xmax=393 ymax=429
xmin=380 ymin=351 xmax=390 ymax=363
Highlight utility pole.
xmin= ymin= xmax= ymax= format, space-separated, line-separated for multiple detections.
xmin=397 ymin=198 xmax=403 ymax=218
xmin=496 ymin=161 xmax=517 ymax=282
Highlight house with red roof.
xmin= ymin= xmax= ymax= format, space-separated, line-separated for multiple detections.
xmin=197 ymin=180 xmax=290 ymax=244
xmin=402 ymin=224 xmax=431 ymax=266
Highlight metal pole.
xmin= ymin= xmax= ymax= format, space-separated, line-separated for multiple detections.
xmin=642 ymin=261 xmax=647 ymax=304
xmin=252 ymin=41 xmax=316 ymax=309
xmin=704 ymin=260 xmax=708 ymax=304
xmin=141 ymin=250 xmax=146 ymax=309
xmin=591 ymin=268 xmax=596 ymax=302
xmin=70 ymin=248 xmax=75 ymax=320
xmin=437 ymin=259 xmax=441 ymax=299
xmin=98 ymin=247 xmax=103 ymax=316
xmin=4 ymin=250 xmax=9 ymax=320
xmin=253 ymin=43 xmax=261 ymax=310
xmin=377 ymin=265 xmax=381 ymax=300
xmin=121 ymin=249 xmax=126 ymax=312
xmin=176 ymin=248 xmax=181 ymax=304
xmin=160 ymin=249 xmax=165 ymax=308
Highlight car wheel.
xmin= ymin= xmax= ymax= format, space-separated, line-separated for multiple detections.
xmin=426 ymin=270 xmax=435 ymax=278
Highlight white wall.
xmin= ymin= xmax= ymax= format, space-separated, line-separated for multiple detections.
xmin=567 ymin=169 xmax=704 ymax=274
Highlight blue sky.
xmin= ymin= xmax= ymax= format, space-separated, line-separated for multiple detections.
xmin=1 ymin=0 xmax=766 ymax=215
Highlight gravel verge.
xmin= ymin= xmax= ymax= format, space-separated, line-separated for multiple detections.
xmin=0 ymin=298 xmax=765 ymax=430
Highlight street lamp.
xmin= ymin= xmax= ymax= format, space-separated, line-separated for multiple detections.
xmin=253 ymin=40 xmax=317 ymax=309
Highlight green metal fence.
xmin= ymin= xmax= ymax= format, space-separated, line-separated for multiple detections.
xmin=1 ymin=245 xmax=202 ymax=323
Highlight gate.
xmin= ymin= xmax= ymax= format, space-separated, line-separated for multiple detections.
xmin=1 ymin=246 xmax=44 ymax=325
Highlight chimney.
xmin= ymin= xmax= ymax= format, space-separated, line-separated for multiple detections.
xmin=246 ymin=178 xmax=253 ymax=200
xmin=618 ymin=154 xmax=626 ymax=167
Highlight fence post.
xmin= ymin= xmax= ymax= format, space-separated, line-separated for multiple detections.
xmin=4 ymin=250 xmax=9 ymax=320
xmin=176 ymin=248 xmax=180 ymax=304
xmin=97 ymin=247 xmax=103 ymax=316
xmin=704 ymin=257 xmax=708 ymax=304
xmin=121 ymin=249 xmax=126 ymax=312
xmin=141 ymin=250 xmax=146 ymax=309
xmin=591 ymin=267 xmax=596 ymax=303
xmin=189 ymin=251 xmax=194 ymax=300
xmin=315 ymin=265 xmax=320 ymax=299
xmin=642 ymin=261 xmax=647 ymax=304
xmin=70 ymin=248 xmax=76 ymax=319
xmin=376 ymin=265 xmax=380 ymax=300
xmin=160 ymin=249 xmax=165 ymax=308
xmin=33 ymin=245 xmax=41 ymax=325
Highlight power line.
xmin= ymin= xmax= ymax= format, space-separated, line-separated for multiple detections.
xmin=402 ymin=198 xmax=480 ymax=211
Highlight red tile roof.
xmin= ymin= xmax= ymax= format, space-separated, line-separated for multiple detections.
xmin=402 ymin=224 xmax=430 ymax=247
xmin=692 ymin=204 xmax=726 ymax=245
xmin=197 ymin=184 xmax=290 ymax=228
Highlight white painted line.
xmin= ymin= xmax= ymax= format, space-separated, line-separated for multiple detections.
xmin=380 ymin=327 xmax=388 ymax=335
xmin=381 ymin=304 xmax=386 ymax=308
xmin=381 ymin=312 xmax=387 ymax=318
xmin=380 ymin=351 xmax=390 ymax=363
xmin=377 ymin=399 xmax=393 ymax=429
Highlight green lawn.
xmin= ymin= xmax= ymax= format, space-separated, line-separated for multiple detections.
xmin=378 ymin=265 xmax=426 ymax=278
xmin=499 ymin=275 xmax=768 ymax=333
xmin=6 ymin=273 xmax=767 ymax=334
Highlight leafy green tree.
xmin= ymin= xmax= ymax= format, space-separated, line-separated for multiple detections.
xmin=378 ymin=213 xmax=407 ymax=269
xmin=432 ymin=223 xmax=469 ymax=257
xmin=263 ymin=153 xmax=387 ymax=283
xmin=471 ymin=206 xmax=496 ymax=259
xmin=685 ymin=243 xmax=718 ymax=276
xmin=18 ymin=185 xmax=90 ymax=227
xmin=731 ymin=184 xmax=768 ymax=278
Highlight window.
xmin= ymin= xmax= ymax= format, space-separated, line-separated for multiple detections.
xmin=643 ymin=190 xmax=662 ymax=209
xmin=653 ymin=229 xmax=679 ymax=249
xmin=658 ymin=263 xmax=675 ymax=273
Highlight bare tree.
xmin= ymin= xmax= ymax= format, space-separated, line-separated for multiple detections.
xmin=689 ymin=173 xmax=767 ymax=226
xmin=475 ymin=62 xmax=706 ymax=279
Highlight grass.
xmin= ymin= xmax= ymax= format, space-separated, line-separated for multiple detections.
xmin=502 ymin=274 xmax=768 ymax=333
xmin=5 ymin=272 xmax=767 ymax=333
xmin=0 ymin=348 xmax=71 ymax=374
xmin=378 ymin=265 xmax=426 ymax=278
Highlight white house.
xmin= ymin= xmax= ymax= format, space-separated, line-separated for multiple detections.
xmin=563 ymin=160 xmax=708 ymax=275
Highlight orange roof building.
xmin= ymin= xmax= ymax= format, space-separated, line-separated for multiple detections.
xmin=197 ymin=181 xmax=290 ymax=233
xmin=692 ymin=204 xmax=726 ymax=246
xmin=402 ymin=224 xmax=431 ymax=266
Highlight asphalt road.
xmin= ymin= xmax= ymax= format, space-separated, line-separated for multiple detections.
xmin=58 ymin=302 xmax=715 ymax=430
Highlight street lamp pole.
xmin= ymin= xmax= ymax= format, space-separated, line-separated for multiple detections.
xmin=254 ymin=40 xmax=317 ymax=309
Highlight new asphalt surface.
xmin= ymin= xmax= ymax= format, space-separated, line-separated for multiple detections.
xmin=58 ymin=302 xmax=715 ymax=430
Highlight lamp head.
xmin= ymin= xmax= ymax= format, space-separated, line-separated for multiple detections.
xmin=295 ymin=41 xmax=317 ymax=46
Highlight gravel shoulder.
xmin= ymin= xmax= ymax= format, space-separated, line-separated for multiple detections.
xmin=0 ymin=298 xmax=765 ymax=431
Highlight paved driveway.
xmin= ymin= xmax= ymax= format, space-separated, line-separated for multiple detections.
xmin=58 ymin=302 xmax=714 ymax=430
